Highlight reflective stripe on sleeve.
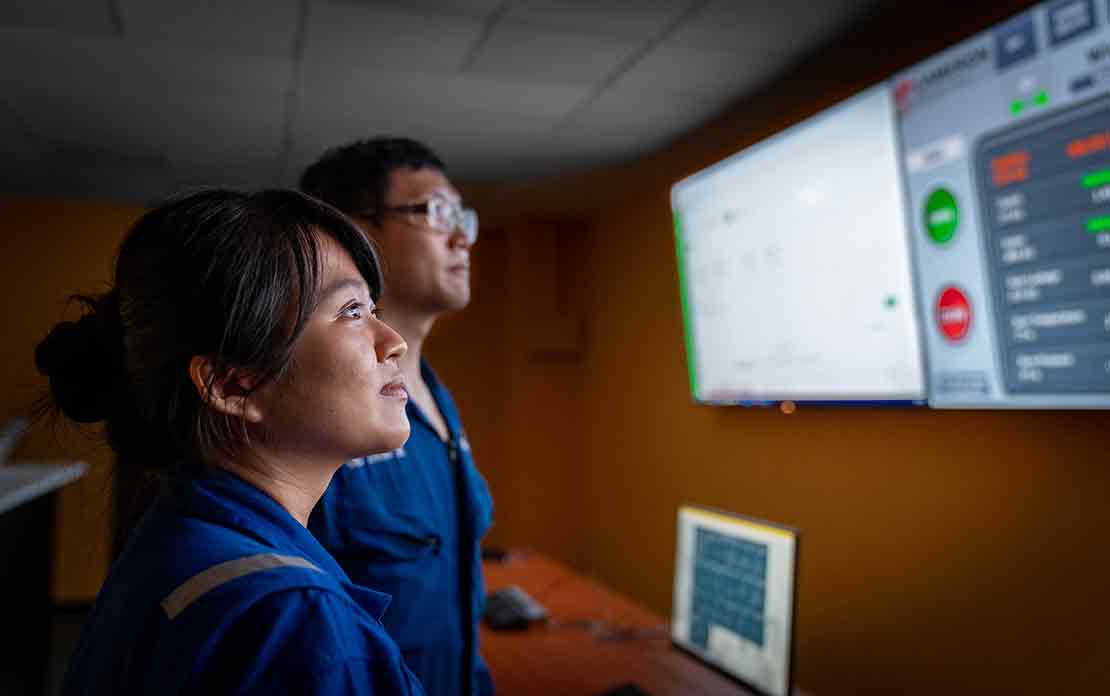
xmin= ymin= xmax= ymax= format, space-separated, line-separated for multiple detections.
xmin=161 ymin=553 xmax=322 ymax=620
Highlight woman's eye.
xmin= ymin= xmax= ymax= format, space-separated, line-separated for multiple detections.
xmin=342 ymin=303 xmax=364 ymax=319
xmin=371 ymin=307 xmax=384 ymax=320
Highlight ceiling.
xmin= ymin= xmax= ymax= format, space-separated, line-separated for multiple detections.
xmin=0 ymin=0 xmax=885 ymax=204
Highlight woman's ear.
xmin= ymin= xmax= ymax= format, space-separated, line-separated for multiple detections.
xmin=188 ymin=356 xmax=264 ymax=423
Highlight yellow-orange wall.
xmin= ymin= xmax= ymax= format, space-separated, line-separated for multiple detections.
xmin=573 ymin=202 xmax=1110 ymax=695
xmin=0 ymin=197 xmax=143 ymax=602
xmin=428 ymin=222 xmax=588 ymax=569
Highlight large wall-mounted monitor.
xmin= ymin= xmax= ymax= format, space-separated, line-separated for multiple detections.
xmin=671 ymin=85 xmax=926 ymax=406
xmin=896 ymin=0 xmax=1110 ymax=408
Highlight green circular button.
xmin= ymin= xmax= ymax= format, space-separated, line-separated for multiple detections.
xmin=924 ymin=187 xmax=959 ymax=244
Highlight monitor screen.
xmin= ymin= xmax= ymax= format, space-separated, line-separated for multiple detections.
xmin=671 ymin=85 xmax=926 ymax=406
xmin=895 ymin=0 xmax=1110 ymax=408
xmin=671 ymin=505 xmax=798 ymax=696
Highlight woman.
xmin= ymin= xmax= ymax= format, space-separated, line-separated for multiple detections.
xmin=36 ymin=190 xmax=425 ymax=695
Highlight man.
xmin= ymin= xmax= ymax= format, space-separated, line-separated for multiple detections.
xmin=301 ymin=138 xmax=494 ymax=696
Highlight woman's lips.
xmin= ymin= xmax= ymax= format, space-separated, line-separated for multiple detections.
xmin=380 ymin=375 xmax=408 ymax=400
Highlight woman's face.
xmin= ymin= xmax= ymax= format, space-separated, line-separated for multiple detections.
xmin=251 ymin=233 xmax=409 ymax=464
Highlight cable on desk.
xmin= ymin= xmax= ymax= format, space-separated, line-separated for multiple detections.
xmin=541 ymin=617 xmax=671 ymax=643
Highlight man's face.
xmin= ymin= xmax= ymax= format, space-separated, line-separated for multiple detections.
xmin=368 ymin=167 xmax=472 ymax=316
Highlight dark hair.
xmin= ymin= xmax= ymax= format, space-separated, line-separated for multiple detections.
xmin=299 ymin=137 xmax=446 ymax=225
xmin=34 ymin=189 xmax=382 ymax=549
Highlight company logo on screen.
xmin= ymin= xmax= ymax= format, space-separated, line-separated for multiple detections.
xmin=898 ymin=45 xmax=990 ymax=113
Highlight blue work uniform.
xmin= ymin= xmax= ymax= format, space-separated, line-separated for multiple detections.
xmin=63 ymin=468 xmax=425 ymax=696
xmin=310 ymin=360 xmax=495 ymax=696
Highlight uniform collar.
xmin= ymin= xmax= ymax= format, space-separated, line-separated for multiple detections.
xmin=172 ymin=469 xmax=350 ymax=582
xmin=172 ymin=469 xmax=394 ymax=620
xmin=341 ymin=582 xmax=392 ymax=622
xmin=407 ymin=358 xmax=462 ymax=440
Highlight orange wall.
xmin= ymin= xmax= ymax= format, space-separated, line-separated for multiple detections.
xmin=428 ymin=222 xmax=587 ymax=570
xmin=574 ymin=198 xmax=1110 ymax=695
xmin=0 ymin=197 xmax=143 ymax=602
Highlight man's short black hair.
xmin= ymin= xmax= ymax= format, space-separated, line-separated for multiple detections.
xmin=299 ymin=137 xmax=446 ymax=226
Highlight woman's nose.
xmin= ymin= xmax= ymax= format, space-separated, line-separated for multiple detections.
xmin=376 ymin=320 xmax=407 ymax=364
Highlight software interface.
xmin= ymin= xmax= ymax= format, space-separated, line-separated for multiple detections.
xmin=671 ymin=0 xmax=1110 ymax=409
xmin=672 ymin=86 xmax=926 ymax=404
xmin=896 ymin=0 xmax=1110 ymax=407
xmin=672 ymin=506 xmax=797 ymax=696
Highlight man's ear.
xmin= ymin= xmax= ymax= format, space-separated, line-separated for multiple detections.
xmin=188 ymin=356 xmax=264 ymax=423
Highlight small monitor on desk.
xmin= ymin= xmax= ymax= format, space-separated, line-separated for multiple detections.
xmin=671 ymin=505 xmax=798 ymax=696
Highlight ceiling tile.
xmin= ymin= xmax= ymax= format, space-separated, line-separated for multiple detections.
xmin=171 ymin=157 xmax=284 ymax=191
xmin=370 ymin=0 xmax=504 ymax=19
xmin=667 ymin=0 xmax=878 ymax=53
xmin=465 ymin=21 xmax=641 ymax=85
xmin=290 ymin=105 xmax=555 ymax=182
xmin=116 ymin=0 xmax=302 ymax=59
xmin=545 ymin=121 xmax=669 ymax=161
xmin=463 ymin=116 xmax=677 ymax=183
xmin=611 ymin=42 xmax=791 ymax=98
xmin=503 ymin=0 xmax=695 ymax=40
xmin=303 ymin=2 xmax=485 ymax=73
xmin=291 ymin=107 xmax=552 ymax=160
xmin=0 ymin=0 xmax=886 ymax=195
xmin=573 ymin=88 xmax=730 ymax=137
xmin=0 ymin=31 xmax=291 ymax=197
xmin=0 ymin=0 xmax=116 ymax=37
xmin=0 ymin=99 xmax=40 ymax=162
xmin=4 ymin=74 xmax=286 ymax=174
xmin=299 ymin=66 xmax=590 ymax=123
xmin=0 ymin=101 xmax=50 ymax=196
xmin=0 ymin=28 xmax=294 ymax=98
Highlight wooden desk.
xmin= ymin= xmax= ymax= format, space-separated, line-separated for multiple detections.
xmin=481 ymin=552 xmax=807 ymax=696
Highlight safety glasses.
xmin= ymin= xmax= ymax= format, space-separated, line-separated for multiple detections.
xmin=360 ymin=196 xmax=478 ymax=245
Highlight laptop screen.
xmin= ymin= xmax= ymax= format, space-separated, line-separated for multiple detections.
xmin=671 ymin=505 xmax=798 ymax=696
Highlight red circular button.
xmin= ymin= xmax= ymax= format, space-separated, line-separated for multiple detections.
xmin=936 ymin=286 xmax=972 ymax=342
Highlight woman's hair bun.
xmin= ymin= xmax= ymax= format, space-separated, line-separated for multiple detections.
xmin=35 ymin=294 xmax=123 ymax=424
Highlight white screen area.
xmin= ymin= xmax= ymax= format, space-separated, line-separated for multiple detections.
xmin=671 ymin=507 xmax=797 ymax=696
xmin=672 ymin=86 xmax=926 ymax=403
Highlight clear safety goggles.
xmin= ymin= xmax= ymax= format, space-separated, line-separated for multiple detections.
xmin=362 ymin=196 xmax=478 ymax=245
